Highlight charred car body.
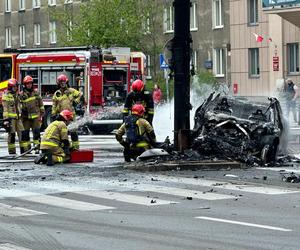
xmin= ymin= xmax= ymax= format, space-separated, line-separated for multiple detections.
xmin=191 ymin=93 xmax=285 ymax=165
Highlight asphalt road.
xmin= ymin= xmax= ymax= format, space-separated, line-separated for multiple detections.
xmin=0 ymin=134 xmax=300 ymax=250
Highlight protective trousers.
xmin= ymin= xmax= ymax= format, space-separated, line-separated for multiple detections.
xmin=7 ymin=119 xmax=26 ymax=154
xmin=41 ymin=146 xmax=70 ymax=164
xmin=70 ymin=131 xmax=79 ymax=150
xmin=22 ymin=118 xmax=41 ymax=151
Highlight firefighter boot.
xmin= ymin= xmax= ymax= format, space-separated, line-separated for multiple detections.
xmin=34 ymin=153 xmax=47 ymax=164
xmin=123 ymin=147 xmax=131 ymax=162
xmin=46 ymin=152 xmax=54 ymax=166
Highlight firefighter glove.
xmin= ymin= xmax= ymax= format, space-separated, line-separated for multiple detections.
xmin=3 ymin=119 xmax=11 ymax=132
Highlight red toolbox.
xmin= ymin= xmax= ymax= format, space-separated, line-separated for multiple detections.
xmin=69 ymin=150 xmax=94 ymax=163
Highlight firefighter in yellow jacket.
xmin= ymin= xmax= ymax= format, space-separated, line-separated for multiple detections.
xmin=20 ymin=75 xmax=45 ymax=153
xmin=34 ymin=110 xmax=73 ymax=166
xmin=2 ymin=78 xmax=27 ymax=154
xmin=116 ymin=104 xmax=156 ymax=162
xmin=51 ymin=74 xmax=82 ymax=150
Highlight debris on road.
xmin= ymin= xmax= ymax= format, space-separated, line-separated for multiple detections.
xmin=282 ymin=173 xmax=300 ymax=183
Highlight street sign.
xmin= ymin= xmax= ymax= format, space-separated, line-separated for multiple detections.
xmin=159 ymin=54 xmax=169 ymax=69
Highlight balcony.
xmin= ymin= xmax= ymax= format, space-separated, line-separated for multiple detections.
xmin=263 ymin=0 xmax=300 ymax=27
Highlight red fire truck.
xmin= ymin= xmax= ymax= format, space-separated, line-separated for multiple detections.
xmin=0 ymin=46 xmax=146 ymax=133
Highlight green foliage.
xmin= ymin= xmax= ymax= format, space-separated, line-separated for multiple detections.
xmin=51 ymin=0 xmax=162 ymax=50
xmin=196 ymin=70 xmax=217 ymax=86
xmin=50 ymin=0 xmax=165 ymax=79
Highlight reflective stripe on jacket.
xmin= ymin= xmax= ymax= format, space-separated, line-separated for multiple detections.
xmin=20 ymin=90 xmax=45 ymax=119
xmin=2 ymin=92 xmax=22 ymax=119
xmin=52 ymin=87 xmax=81 ymax=116
xmin=40 ymin=120 xmax=69 ymax=149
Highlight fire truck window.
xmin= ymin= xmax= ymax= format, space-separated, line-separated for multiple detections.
xmin=103 ymin=70 xmax=126 ymax=84
xmin=0 ymin=58 xmax=12 ymax=82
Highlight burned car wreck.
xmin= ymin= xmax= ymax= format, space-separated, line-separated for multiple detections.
xmin=191 ymin=93 xmax=285 ymax=165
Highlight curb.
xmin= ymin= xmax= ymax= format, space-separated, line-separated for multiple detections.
xmin=124 ymin=160 xmax=244 ymax=171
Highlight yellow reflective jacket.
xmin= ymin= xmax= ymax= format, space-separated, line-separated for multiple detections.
xmin=2 ymin=91 xmax=22 ymax=120
xmin=52 ymin=87 xmax=81 ymax=116
xmin=20 ymin=89 xmax=45 ymax=119
xmin=40 ymin=120 xmax=69 ymax=149
xmin=116 ymin=117 xmax=156 ymax=148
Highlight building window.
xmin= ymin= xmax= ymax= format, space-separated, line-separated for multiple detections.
xmin=249 ymin=48 xmax=260 ymax=76
xmin=34 ymin=24 xmax=41 ymax=45
xmin=163 ymin=6 xmax=174 ymax=33
xmin=48 ymin=0 xmax=56 ymax=5
xmin=19 ymin=0 xmax=25 ymax=10
xmin=5 ymin=27 xmax=12 ymax=48
xmin=19 ymin=25 xmax=26 ymax=47
xmin=64 ymin=0 xmax=73 ymax=3
xmin=190 ymin=2 xmax=198 ymax=31
xmin=212 ymin=0 xmax=223 ymax=29
xmin=248 ymin=0 xmax=258 ymax=25
xmin=5 ymin=0 xmax=11 ymax=12
xmin=33 ymin=0 xmax=41 ymax=8
xmin=49 ymin=21 xmax=56 ymax=44
xmin=287 ymin=43 xmax=299 ymax=74
xmin=146 ymin=55 xmax=152 ymax=79
xmin=213 ymin=48 xmax=225 ymax=77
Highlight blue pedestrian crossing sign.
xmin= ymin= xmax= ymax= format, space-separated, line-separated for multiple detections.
xmin=160 ymin=54 xmax=169 ymax=69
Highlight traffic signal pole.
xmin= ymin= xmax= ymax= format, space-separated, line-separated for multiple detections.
xmin=173 ymin=0 xmax=192 ymax=151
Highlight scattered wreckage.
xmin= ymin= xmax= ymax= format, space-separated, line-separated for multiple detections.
xmin=136 ymin=93 xmax=287 ymax=167
xmin=191 ymin=93 xmax=285 ymax=165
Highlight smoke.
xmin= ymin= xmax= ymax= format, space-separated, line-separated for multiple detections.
xmin=68 ymin=106 xmax=123 ymax=132
xmin=153 ymin=77 xmax=221 ymax=142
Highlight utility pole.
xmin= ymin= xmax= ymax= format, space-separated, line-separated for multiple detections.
xmin=172 ymin=0 xmax=192 ymax=151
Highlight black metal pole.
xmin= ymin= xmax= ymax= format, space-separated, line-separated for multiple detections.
xmin=173 ymin=0 xmax=192 ymax=151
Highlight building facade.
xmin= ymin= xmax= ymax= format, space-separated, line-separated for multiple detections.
xmin=230 ymin=0 xmax=300 ymax=96
xmin=0 ymin=0 xmax=81 ymax=50
xmin=2 ymin=0 xmax=300 ymax=97
xmin=163 ymin=0 xmax=231 ymax=86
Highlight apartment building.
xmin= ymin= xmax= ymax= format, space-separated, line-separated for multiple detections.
xmin=163 ymin=0 xmax=231 ymax=85
xmin=231 ymin=0 xmax=300 ymax=96
xmin=0 ymin=0 xmax=81 ymax=50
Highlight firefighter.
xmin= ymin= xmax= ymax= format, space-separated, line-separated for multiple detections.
xmin=20 ymin=75 xmax=45 ymax=153
xmin=116 ymin=104 xmax=156 ymax=162
xmin=2 ymin=78 xmax=27 ymax=155
xmin=122 ymin=79 xmax=154 ymax=124
xmin=51 ymin=74 xmax=82 ymax=150
xmin=34 ymin=110 xmax=73 ymax=166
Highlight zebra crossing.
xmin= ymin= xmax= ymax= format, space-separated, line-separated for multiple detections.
xmin=0 ymin=175 xmax=298 ymax=218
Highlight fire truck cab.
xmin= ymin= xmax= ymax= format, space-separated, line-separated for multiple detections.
xmin=0 ymin=46 xmax=146 ymax=133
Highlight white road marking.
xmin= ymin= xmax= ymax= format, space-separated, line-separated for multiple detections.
xmin=196 ymin=216 xmax=292 ymax=232
xmin=258 ymin=167 xmax=300 ymax=174
xmin=0 ymin=243 xmax=31 ymax=250
xmin=20 ymin=195 xmax=115 ymax=211
xmin=73 ymin=190 xmax=178 ymax=206
xmin=152 ymin=175 xmax=299 ymax=195
xmin=0 ymin=203 xmax=47 ymax=217
xmin=131 ymin=184 xmax=235 ymax=200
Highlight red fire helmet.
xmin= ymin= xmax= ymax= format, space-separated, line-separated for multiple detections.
xmin=131 ymin=104 xmax=145 ymax=116
xmin=60 ymin=109 xmax=74 ymax=121
xmin=23 ymin=75 xmax=33 ymax=84
xmin=131 ymin=79 xmax=144 ymax=92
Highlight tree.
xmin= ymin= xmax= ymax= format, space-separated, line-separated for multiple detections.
xmin=50 ymin=0 xmax=165 ymax=80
